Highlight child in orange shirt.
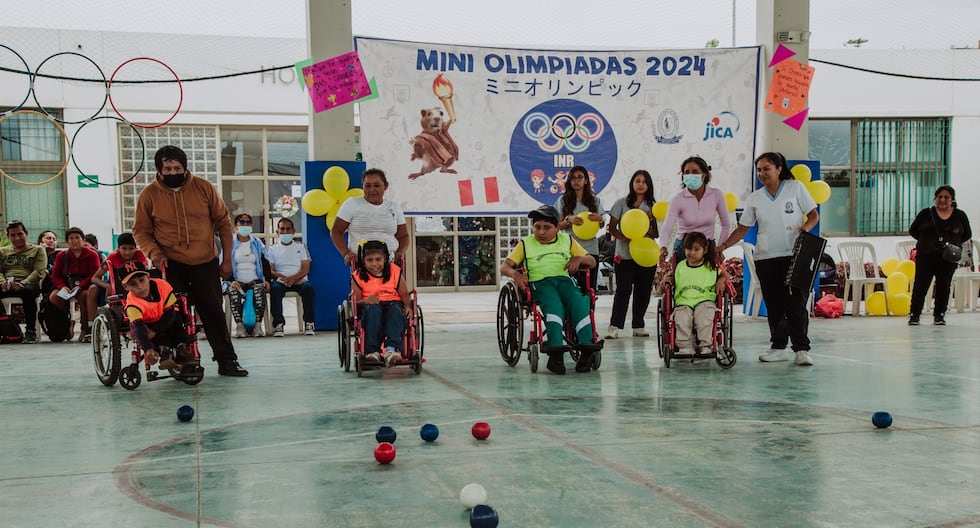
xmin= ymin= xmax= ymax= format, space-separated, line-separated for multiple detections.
xmin=350 ymin=241 xmax=411 ymax=367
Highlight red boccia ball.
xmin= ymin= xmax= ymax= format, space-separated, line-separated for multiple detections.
xmin=471 ymin=421 xmax=491 ymax=440
xmin=374 ymin=442 xmax=396 ymax=464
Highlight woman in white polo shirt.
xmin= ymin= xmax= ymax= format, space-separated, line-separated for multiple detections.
xmin=331 ymin=168 xmax=409 ymax=266
xmin=718 ymin=152 xmax=818 ymax=367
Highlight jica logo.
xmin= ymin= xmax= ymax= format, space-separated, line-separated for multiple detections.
xmin=703 ymin=111 xmax=740 ymax=141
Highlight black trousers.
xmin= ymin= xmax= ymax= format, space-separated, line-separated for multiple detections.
xmin=165 ymin=258 xmax=237 ymax=363
xmin=0 ymin=283 xmax=40 ymax=328
xmin=909 ymin=254 xmax=957 ymax=317
xmin=755 ymin=256 xmax=810 ymax=352
xmin=609 ymin=259 xmax=656 ymax=329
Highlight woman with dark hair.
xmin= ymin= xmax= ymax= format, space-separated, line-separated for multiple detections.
xmin=719 ymin=152 xmax=818 ymax=366
xmin=604 ymin=169 xmax=658 ymax=339
xmin=36 ymin=230 xmax=60 ymax=297
xmin=227 ymin=213 xmax=269 ymax=338
xmin=658 ymin=156 xmax=731 ymax=263
xmin=907 ymin=185 xmax=972 ymax=325
xmin=554 ymin=165 xmax=604 ymax=290
xmin=331 ymin=168 xmax=409 ymax=266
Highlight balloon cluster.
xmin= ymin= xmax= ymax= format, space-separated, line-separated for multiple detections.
xmin=619 ymin=209 xmax=660 ymax=267
xmin=301 ymin=166 xmax=364 ymax=228
xmin=790 ymin=164 xmax=831 ymax=205
xmin=866 ymin=257 xmax=914 ymax=316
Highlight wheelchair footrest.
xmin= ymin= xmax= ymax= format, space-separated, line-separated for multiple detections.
xmin=541 ymin=345 xmax=569 ymax=355
xmin=575 ymin=341 xmax=603 ymax=353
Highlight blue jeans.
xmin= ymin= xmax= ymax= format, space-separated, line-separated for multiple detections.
xmin=269 ymin=281 xmax=315 ymax=326
xmin=361 ymin=301 xmax=406 ymax=353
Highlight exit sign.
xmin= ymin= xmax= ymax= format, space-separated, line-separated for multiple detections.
xmin=78 ymin=174 xmax=98 ymax=188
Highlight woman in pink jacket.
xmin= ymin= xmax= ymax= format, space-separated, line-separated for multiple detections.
xmin=658 ymin=156 xmax=731 ymax=264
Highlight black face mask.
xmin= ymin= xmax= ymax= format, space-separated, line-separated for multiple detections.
xmin=161 ymin=172 xmax=186 ymax=188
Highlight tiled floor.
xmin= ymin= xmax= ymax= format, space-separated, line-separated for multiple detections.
xmin=2 ymin=292 xmax=979 ymax=527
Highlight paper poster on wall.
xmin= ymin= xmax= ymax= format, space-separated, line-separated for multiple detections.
xmin=354 ymin=38 xmax=761 ymax=214
xmin=301 ymin=51 xmax=372 ymax=112
xmin=765 ymin=58 xmax=814 ymax=118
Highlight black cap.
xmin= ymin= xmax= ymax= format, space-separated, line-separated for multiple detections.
xmin=528 ymin=205 xmax=560 ymax=224
xmin=120 ymin=261 xmax=150 ymax=285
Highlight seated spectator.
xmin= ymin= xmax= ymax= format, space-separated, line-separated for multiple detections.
xmin=226 ymin=213 xmax=269 ymax=338
xmin=122 ymin=261 xmax=197 ymax=369
xmin=87 ymin=232 xmax=148 ymax=310
xmin=47 ymin=227 xmax=101 ymax=342
xmin=1 ymin=221 xmax=47 ymax=343
xmin=267 ymin=218 xmax=316 ymax=337
xmin=37 ymin=230 xmax=60 ymax=298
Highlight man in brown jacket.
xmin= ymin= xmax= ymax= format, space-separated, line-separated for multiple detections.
xmin=133 ymin=146 xmax=248 ymax=376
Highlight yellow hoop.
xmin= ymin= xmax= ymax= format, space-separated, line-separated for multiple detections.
xmin=0 ymin=109 xmax=70 ymax=186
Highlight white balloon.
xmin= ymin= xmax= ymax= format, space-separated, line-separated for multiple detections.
xmin=459 ymin=483 xmax=488 ymax=510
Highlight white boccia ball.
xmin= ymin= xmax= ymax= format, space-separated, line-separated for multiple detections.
xmin=459 ymin=483 xmax=488 ymax=510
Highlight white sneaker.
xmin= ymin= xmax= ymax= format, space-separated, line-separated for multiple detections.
xmin=385 ymin=349 xmax=402 ymax=367
xmin=253 ymin=323 xmax=265 ymax=337
xmin=758 ymin=348 xmax=792 ymax=362
xmin=632 ymin=328 xmax=650 ymax=337
xmin=273 ymin=323 xmax=285 ymax=337
xmin=234 ymin=322 xmax=247 ymax=338
xmin=794 ymin=350 xmax=814 ymax=366
xmin=304 ymin=322 xmax=316 ymax=336
xmin=605 ymin=326 xmax=621 ymax=339
xmin=365 ymin=352 xmax=381 ymax=362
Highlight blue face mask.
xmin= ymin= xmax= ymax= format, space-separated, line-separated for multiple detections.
xmin=683 ymin=174 xmax=704 ymax=190
xmin=237 ymin=226 xmax=252 ymax=237
xmin=279 ymin=233 xmax=294 ymax=244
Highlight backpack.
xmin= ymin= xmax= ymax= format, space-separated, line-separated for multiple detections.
xmin=39 ymin=298 xmax=73 ymax=342
xmin=0 ymin=315 xmax=23 ymax=344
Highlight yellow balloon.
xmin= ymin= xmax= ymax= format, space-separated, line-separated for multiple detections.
xmin=619 ymin=209 xmax=650 ymax=240
xmin=325 ymin=202 xmax=341 ymax=229
xmin=301 ymin=189 xmax=335 ymax=217
xmin=322 ymin=166 xmax=350 ymax=197
xmin=888 ymin=292 xmax=911 ymax=316
xmin=898 ymin=260 xmax=916 ymax=283
xmin=791 ymin=164 xmax=812 ymax=183
xmin=886 ymin=272 xmax=909 ymax=294
xmin=652 ymin=201 xmax=670 ymax=221
xmin=724 ymin=192 xmax=739 ymax=212
xmin=629 ymin=238 xmax=661 ymax=267
xmin=572 ymin=211 xmax=600 ymax=240
xmin=344 ymin=188 xmax=365 ymax=200
xmin=881 ymin=257 xmax=900 ymax=277
xmin=807 ymin=180 xmax=832 ymax=204
xmin=866 ymin=291 xmax=887 ymax=316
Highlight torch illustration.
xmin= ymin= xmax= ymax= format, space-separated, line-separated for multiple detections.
xmin=432 ymin=74 xmax=456 ymax=123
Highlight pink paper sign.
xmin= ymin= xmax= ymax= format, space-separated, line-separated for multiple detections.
xmin=301 ymin=51 xmax=372 ymax=112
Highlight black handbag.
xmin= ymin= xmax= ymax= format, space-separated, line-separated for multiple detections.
xmin=930 ymin=208 xmax=963 ymax=264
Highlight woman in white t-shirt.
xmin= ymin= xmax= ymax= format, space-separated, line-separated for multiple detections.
xmin=331 ymin=168 xmax=408 ymax=266
xmin=719 ymin=152 xmax=818 ymax=367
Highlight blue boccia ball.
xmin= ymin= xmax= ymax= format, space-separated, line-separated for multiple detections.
xmin=420 ymin=423 xmax=439 ymax=442
xmin=376 ymin=425 xmax=397 ymax=444
xmin=177 ymin=405 xmax=195 ymax=422
xmin=872 ymin=411 xmax=893 ymax=429
xmin=470 ymin=504 xmax=499 ymax=528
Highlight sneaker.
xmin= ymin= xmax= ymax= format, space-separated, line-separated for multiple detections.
xmin=175 ymin=344 xmax=199 ymax=366
xmin=604 ymin=326 xmax=621 ymax=339
xmin=385 ymin=349 xmax=402 ymax=367
xmin=365 ymin=352 xmax=382 ymax=363
xmin=632 ymin=328 xmax=650 ymax=337
xmin=158 ymin=349 xmax=177 ymax=370
xmin=253 ymin=323 xmax=265 ymax=337
xmin=758 ymin=348 xmax=792 ymax=362
xmin=934 ymin=314 xmax=946 ymax=326
xmin=546 ymin=352 xmax=566 ymax=374
xmin=304 ymin=322 xmax=316 ymax=336
xmin=574 ymin=351 xmax=594 ymax=373
xmin=235 ymin=322 xmax=247 ymax=338
xmin=23 ymin=328 xmax=37 ymax=344
xmin=273 ymin=323 xmax=285 ymax=337
xmin=908 ymin=315 xmax=920 ymax=326
xmin=794 ymin=350 xmax=814 ymax=366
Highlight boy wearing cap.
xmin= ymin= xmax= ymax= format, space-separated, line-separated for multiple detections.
xmin=500 ymin=205 xmax=598 ymax=374
xmin=122 ymin=262 xmax=197 ymax=369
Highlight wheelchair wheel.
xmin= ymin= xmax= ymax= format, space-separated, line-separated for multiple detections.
xmin=92 ymin=306 xmax=122 ymax=387
xmin=591 ymin=349 xmax=602 ymax=370
xmin=119 ymin=364 xmax=141 ymax=390
xmin=716 ymin=292 xmax=736 ymax=369
xmin=528 ymin=343 xmax=539 ymax=373
xmin=338 ymin=302 xmax=352 ymax=372
xmin=716 ymin=346 xmax=737 ymax=369
xmin=171 ymin=365 xmax=205 ymax=385
xmin=656 ymin=299 xmax=668 ymax=361
xmin=496 ymin=284 xmax=523 ymax=367
xmin=355 ymin=353 xmax=364 ymax=377
xmin=413 ymin=306 xmax=424 ymax=359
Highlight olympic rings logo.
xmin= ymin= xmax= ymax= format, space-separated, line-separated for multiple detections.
xmin=522 ymin=112 xmax=604 ymax=153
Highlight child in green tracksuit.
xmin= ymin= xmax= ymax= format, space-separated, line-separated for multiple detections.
xmin=500 ymin=205 xmax=597 ymax=374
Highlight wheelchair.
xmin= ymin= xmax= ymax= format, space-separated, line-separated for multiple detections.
xmin=656 ymin=258 xmax=737 ymax=369
xmin=337 ymin=290 xmax=424 ymax=377
xmin=496 ymin=268 xmax=603 ymax=373
xmin=91 ymin=270 xmax=204 ymax=390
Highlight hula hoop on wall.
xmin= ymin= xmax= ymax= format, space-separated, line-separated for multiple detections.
xmin=31 ymin=51 xmax=108 ymax=125
xmin=70 ymin=115 xmax=145 ymax=186
xmin=0 ymin=109 xmax=70 ymax=186
xmin=0 ymin=44 xmax=33 ymax=117
xmin=109 ymin=57 xmax=183 ymax=129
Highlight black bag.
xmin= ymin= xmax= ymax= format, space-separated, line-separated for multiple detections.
xmin=39 ymin=298 xmax=73 ymax=342
xmin=941 ymin=242 xmax=963 ymax=264
xmin=0 ymin=315 xmax=23 ymax=344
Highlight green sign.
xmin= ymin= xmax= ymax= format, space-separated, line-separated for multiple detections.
xmin=78 ymin=174 xmax=98 ymax=188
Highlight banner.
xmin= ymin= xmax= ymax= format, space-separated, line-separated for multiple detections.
xmin=355 ymin=38 xmax=760 ymax=214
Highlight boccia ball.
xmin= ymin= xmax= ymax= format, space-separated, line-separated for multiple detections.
xmin=376 ymin=425 xmax=397 ymax=444
xmin=459 ymin=483 xmax=487 ymax=510
xmin=470 ymin=504 xmax=499 ymax=528
xmin=374 ymin=442 xmax=396 ymax=464
xmin=420 ymin=423 xmax=439 ymax=442
xmin=471 ymin=421 xmax=491 ymax=440
xmin=177 ymin=405 xmax=194 ymax=422
xmin=872 ymin=411 xmax=893 ymax=429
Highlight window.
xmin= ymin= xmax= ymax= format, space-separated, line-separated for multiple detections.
xmin=414 ymin=216 xmax=498 ymax=289
xmin=0 ymin=110 xmax=68 ymax=237
xmin=809 ymin=118 xmax=949 ymax=236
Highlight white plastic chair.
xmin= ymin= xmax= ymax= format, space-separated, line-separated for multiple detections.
xmin=895 ymin=240 xmax=916 ymax=261
xmin=837 ymin=242 xmax=887 ymax=316
xmin=740 ymin=242 xmax=764 ymax=319
xmin=952 ymin=239 xmax=980 ymax=312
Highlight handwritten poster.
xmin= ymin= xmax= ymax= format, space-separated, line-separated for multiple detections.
xmin=301 ymin=51 xmax=372 ymax=112
xmin=765 ymin=58 xmax=814 ymax=118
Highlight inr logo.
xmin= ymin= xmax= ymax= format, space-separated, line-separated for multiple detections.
xmin=703 ymin=111 xmax=740 ymax=141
